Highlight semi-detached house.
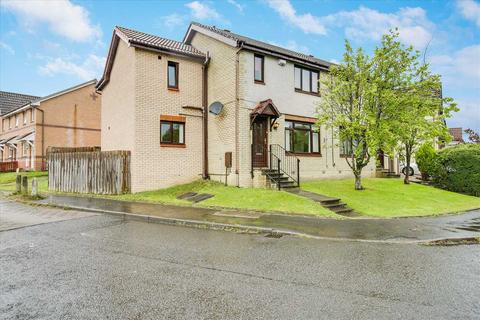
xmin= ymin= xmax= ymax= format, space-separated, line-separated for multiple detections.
xmin=97 ymin=23 xmax=381 ymax=193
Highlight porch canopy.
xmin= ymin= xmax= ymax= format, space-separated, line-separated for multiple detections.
xmin=3 ymin=135 xmax=19 ymax=149
xmin=18 ymin=131 xmax=35 ymax=146
xmin=250 ymin=99 xmax=281 ymax=130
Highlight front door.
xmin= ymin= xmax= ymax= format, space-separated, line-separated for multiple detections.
xmin=252 ymin=118 xmax=268 ymax=168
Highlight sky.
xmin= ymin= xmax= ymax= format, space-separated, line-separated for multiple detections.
xmin=0 ymin=0 xmax=479 ymax=135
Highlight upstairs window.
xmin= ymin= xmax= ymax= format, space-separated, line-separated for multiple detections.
xmin=254 ymin=54 xmax=264 ymax=83
xmin=294 ymin=66 xmax=319 ymax=94
xmin=31 ymin=108 xmax=35 ymax=122
xmin=285 ymin=121 xmax=320 ymax=154
xmin=23 ymin=111 xmax=27 ymax=125
xmin=160 ymin=120 xmax=185 ymax=145
xmin=167 ymin=61 xmax=179 ymax=89
xmin=15 ymin=115 xmax=19 ymax=127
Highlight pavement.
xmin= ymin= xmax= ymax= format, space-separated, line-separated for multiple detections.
xmin=1 ymin=201 xmax=479 ymax=319
xmin=34 ymin=194 xmax=480 ymax=243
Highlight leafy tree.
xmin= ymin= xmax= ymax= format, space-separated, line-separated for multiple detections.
xmin=465 ymin=128 xmax=480 ymax=143
xmin=365 ymin=29 xmax=456 ymax=184
xmin=317 ymin=41 xmax=378 ymax=190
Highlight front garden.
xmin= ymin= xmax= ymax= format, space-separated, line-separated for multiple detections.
xmin=1 ymin=171 xmax=479 ymax=219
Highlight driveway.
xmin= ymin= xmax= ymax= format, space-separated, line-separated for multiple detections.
xmin=1 ymin=201 xmax=479 ymax=319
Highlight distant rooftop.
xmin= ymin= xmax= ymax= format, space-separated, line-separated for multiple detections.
xmin=0 ymin=91 xmax=40 ymax=115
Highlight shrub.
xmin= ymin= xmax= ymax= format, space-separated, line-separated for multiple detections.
xmin=415 ymin=142 xmax=437 ymax=180
xmin=415 ymin=143 xmax=437 ymax=180
xmin=432 ymin=144 xmax=480 ymax=196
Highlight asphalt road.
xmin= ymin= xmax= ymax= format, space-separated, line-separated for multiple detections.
xmin=1 ymin=202 xmax=479 ymax=319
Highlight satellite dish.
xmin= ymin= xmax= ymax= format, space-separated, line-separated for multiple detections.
xmin=209 ymin=101 xmax=224 ymax=115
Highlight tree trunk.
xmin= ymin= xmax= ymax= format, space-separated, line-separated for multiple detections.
xmin=354 ymin=173 xmax=363 ymax=190
xmin=404 ymin=146 xmax=411 ymax=185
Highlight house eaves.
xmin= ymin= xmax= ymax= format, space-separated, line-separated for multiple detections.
xmin=96 ymin=26 xmax=207 ymax=91
xmin=183 ymin=22 xmax=332 ymax=71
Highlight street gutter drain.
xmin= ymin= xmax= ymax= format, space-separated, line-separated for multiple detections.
xmin=265 ymin=232 xmax=284 ymax=238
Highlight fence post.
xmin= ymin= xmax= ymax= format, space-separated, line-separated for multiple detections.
xmin=31 ymin=178 xmax=38 ymax=197
xmin=16 ymin=175 xmax=22 ymax=194
xmin=21 ymin=176 xmax=28 ymax=196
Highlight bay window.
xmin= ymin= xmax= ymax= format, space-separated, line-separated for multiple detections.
xmin=285 ymin=121 xmax=320 ymax=154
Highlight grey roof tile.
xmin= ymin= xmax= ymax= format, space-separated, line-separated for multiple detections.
xmin=116 ymin=26 xmax=206 ymax=58
xmin=190 ymin=22 xmax=332 ymax=68
xmin=0 ymin=91 xmax=40 ymax=115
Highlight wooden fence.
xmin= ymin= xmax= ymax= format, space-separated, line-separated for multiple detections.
xmin=0 ymin=161 xmax=18 ymax=172
xmin=47 ymin=147 xmax=130 ymax=194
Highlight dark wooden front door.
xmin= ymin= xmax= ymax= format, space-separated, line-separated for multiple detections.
xmin=252 ymin=118 xmax=268 ymax=168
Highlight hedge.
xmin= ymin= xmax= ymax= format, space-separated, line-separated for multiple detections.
xmin=432 ymin=144 xmax=480 ymax=196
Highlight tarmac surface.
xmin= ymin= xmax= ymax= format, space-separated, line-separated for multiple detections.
xmin=40 ymin=194 xmax=480 ymax=242
xmin=1 ymin=200 xmax=480 ymax=319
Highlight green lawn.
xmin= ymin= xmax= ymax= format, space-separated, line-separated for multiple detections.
xmin=0 ymin=171 xmax=48 ymax=192
xmin=117 ymin=180 xmax=337 ymax=217
xmin=302 ymin=178 xmax=480 ymax=217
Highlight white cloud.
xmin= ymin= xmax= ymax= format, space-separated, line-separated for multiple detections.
xmin=430 ymin=45 xmax=480 ymax=88
xmin=448 ymin=99 xmax=480 ymax=133
xmin=1 ymin=0 xmax=101 ymax=42
xmin=457 ymin=0 xmax=480 ymax=27
xmin=227 ymin=0 xmax=244 ymax=13
xmin=39 ymin=54 xmax=106 ymax=81
xmin=266 ymin=0 xmax=326 ymax=35
xmin=160 ymin=13 xmax=185 ymax=29
xmin=185 ymin=1 xmax=220 ymax=20
xmin=0 ymin=41 xmax=15 ymax=55
xmin=323 ymin=6 xmax=435 ymax=48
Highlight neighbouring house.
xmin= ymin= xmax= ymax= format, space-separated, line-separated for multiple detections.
xmin=448 ymin=127 xmax=464 ymax=146
xmin=97 ymin=24 xmax=380 ymax=193
xmin=0 ymin=80 xmax=101 ymax=171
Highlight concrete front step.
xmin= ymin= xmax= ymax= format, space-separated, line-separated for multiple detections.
xmin=285 ymin=189 xmax=358 ymax=217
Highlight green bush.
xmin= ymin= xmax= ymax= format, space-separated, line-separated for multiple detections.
xmin=415 ymin=142 xmax=437 ymax=179
xmin=432 ymin=144 xmax=480 ymax=196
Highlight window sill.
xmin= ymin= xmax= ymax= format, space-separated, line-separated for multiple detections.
xmin=294 ymin=88 xmax=320 ymax=97
xmin=291 ymin=152 xmax=322 ymax=157
xmin=254 ymin=80 xmax=265 ymax=85
xmin=161 ymin=143 xmax=186 ymax=148
xmin=168 ymin=87 xmax=179 ymax=92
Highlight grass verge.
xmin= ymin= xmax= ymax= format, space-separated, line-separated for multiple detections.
xmin=302 ymin=178 xmax=480 ymax=217
xmin=116 ymin=180 xmax=336 ymax=217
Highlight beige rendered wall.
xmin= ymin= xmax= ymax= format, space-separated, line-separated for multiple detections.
xmin=237 ymin=50 xmax=376 ymax=185
xmin=101 ymin=40 xmax=136 ymax=152
xmin=190 ymin=32 xmax=239 ymax=186
xmin=131 ymin=48 xmax=204 ymax=192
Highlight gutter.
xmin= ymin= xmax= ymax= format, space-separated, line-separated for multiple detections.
xmin=35 ymin=106 xmax=45 ymax=170
xmin=202 ymin=53 xmax=210 ymax=179
xmin=235 ymin=42 xmax=243 ymax=186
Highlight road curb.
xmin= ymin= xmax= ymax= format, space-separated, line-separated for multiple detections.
xmin=9 ymin=198 xmax=480 ymax=245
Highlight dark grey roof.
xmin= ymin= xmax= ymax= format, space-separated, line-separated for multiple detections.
xmin=0 ymin=91 xmax=40 ymax=115
xmin=189 ymin=22 xmax=332 ymax=69
xmin=116 ymin=26 xmax=206 ymax=58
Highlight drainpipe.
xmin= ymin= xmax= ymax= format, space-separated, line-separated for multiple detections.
xmin=202 ymin=53 xmax=210 ymax=179
xmin=235 ymin=42 xmax=243 ymax=187
xmin=36 ymin=107 xmax=45 ymax=170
